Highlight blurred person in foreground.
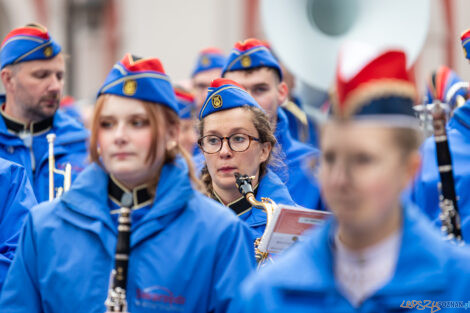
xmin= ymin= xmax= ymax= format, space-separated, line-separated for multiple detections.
xmin=0 ymin=53 xmax=255 ymax=312
xmin=237 ymin=44 xmax=470 ymax=312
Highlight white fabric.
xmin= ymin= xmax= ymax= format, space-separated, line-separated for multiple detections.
xmin=334 ymin=229 xmax=401 ymax=307
xmin=339 ymin=41 xmax=379 ymax=81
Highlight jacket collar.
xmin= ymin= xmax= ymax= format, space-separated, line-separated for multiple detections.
xmin=277 ymin=203 xmax=450 ymax=297
xmin=0 ymin=95 xmax=89 ymax=146
xmin=108 ymin=175 xmax=153 ymax=209
xmin=0 ymin=107 xmax=53 ymax=135
xmin=58 ymin=157 xmax=193 ymax=256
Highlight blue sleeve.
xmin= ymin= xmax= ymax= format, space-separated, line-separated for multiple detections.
xmin=0 ymin=212 xmax=42 ymax=312
xmin=210 ymin=220 xmax=256 ymax=313
xmin=0 ymin=163 xmax=37 ymax=290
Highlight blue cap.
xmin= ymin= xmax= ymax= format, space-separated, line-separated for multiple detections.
xmin=221 ymin=38 xmax=282 ymax=80
xmin=191 ymin=47 xmax=226 ymax=77
xmin=460 ymin=29 xmax=470 ymax=60
xmin=199 ymin=78 xmax=262 ymax=120
xmin=0 ymin=23 xmax=62 ymax=69
xmin=97 ymin=54 xmax=178 ymax=113
xmin=175 ymin=86 xmax=195 ymax=119
xmin=425 ymin=65 xmax=467 ymax=110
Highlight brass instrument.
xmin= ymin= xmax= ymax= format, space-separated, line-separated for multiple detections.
xmin=260 ymin=0 xmax=430 ymax=99
xmin=47 ymin=133 xmax=72 ymax=201
xmin=234 ymin=173 xmax=277 ymax=268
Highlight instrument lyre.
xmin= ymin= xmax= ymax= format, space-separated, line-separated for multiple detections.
xmin=46 ymin=133 xmax=72 ymax=201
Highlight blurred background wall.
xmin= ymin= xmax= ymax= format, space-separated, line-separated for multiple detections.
xmin=0 ymin=0 xmax=469 ymax=111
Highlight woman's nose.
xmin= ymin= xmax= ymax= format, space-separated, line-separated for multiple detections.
xmin=218 ymin=138 xmax=233 ymax=158
xmin=113 ymin=123 xmax=128 ymax=145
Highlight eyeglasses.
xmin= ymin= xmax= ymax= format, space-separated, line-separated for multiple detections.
xmin=198 ymin=133 xmax=261 ymax=154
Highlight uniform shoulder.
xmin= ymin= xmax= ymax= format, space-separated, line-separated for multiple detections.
xmin=28 ymin=199 xmax=65 ymax=229
xmin=0 ymin=158 xmax=25 ymax=175
xmin=53 ymin=110 xmax=89 ymax=142
xmin=186 ymin=191 xmax=244 ymax=226
xmin=188 ymin=191 xmax=237 ymax=216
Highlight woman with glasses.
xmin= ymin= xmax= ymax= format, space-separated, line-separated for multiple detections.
xmin=198 ymin=78 xmax=296 ymax=239
xmin=0 ymin=55 xmax=255 ymax=313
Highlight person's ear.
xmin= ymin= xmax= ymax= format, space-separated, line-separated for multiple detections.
xmin=166 ymin=122 xmax=180 ymax=150
xmin=403 ymin=151 xmax=422 ymax=187
xmin=277 ymin=81 xmax=289 ymax=105
xmin=259 ymin=141 xmax=272 ymax=164
xmin=1 ymin=68 xmax=15 ymax=92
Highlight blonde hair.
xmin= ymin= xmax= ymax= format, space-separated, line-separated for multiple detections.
xmin=89 ymin=94 xmax=202 ymax=193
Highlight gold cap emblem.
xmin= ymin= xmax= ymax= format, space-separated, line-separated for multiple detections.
xmin=241 ymin=55 xmax=251 ymax=68
xmin=123 ymin=80 xmax=137 ymax=96
xmin=43 ymin=46 xmax=53 ymax=57
xmin=201 ymin=55 xmax=210 ymax=66
xmin=212 ymin=95 xmax=222 ymax=108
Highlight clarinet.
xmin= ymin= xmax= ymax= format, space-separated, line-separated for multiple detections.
xmin=105 ymin=194 xmax=132 ymax=313
xmin=432 ymin=100 xmax=463 ymax=242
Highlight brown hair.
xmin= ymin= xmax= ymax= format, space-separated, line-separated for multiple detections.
xmin=89 ymin=94 xmax=202 ymax=194
xmin=198 ymin=106 xmax=281 ymax=196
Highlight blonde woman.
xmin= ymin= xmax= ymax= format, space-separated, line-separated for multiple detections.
xmin=0 ymin=54 xmax=254 ymax=313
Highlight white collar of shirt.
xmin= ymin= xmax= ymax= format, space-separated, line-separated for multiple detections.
xmin=333 ymin=228 xmax=402 ymax=307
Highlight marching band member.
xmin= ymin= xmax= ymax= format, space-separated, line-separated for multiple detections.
xmin=0 ymin=158 xmax=36 ymax=291
xmin=279 ymin=61 xmax=320 ymax=148
xmin=191 ymin=47 xmax=226 ymax=112
xmin=237 ymin=46 xmax=470 ymax=312
xmin=198 ymin=78 xmax=296 ymax=239
xmin=411 ymin=31 xmax=470 ymax=239
xmin=0 ymin=23 xmax=89 ymax=202
xmin=423 ymin=65 xmax=467 ymax=112
xmin=221 ymin=38 xmax=322 ymax=210
xmin=0 ymin=54 xmax=255 ymax=312
xmin=175 ymin=86 xmax=198 ymax=154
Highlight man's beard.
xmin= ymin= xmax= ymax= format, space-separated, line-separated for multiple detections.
xmin=24 ymin=95 xmax=60 ymax=122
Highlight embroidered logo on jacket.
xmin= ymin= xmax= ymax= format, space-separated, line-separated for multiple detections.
xmin=135 ymin=286 xmax=186 ymax=311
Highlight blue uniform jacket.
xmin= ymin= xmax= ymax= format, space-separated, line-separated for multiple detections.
xmin=0 ymin=159 xmax=255 ymax=313
xmin=0 ymin=97 xmax=89 ymax=202
xmin=281 ymin=104 xmax=319 ymax=148
xmin=0 ymin=159 xmax=37 ymax=291
xmin=239 ymin=169 xmax=297 ymax=239
xmin=238 ymin=203 xmax=470 ymax=312
xmin=411 ymin=101 xmax=470 ymax=238
xmin=275 ymin=108 xmax=322 ymax=210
